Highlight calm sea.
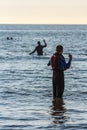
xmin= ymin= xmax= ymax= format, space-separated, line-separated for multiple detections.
xmin=0 ymin=24 xmax=87 ymax=130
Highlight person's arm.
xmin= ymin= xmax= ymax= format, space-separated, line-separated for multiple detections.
xmin=58 ymin=54 xmax=72 ymax=70
xmin=47 ymin=60 xmax=50 ymax=66
xmin=29 ymin=47 xmax=37 ymax=55
xmin=42 ymin=40 xmax=47 ymax=47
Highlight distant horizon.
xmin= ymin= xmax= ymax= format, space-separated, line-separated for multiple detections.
xmin=0 ymin=23 xmax=87 ymax=25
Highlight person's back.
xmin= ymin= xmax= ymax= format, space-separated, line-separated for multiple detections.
xmin=36 ymin=44 xmax=43 ymax=55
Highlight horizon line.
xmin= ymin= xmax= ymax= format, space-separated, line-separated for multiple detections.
xmin=0 ymin=23 xmax=87 ymax=25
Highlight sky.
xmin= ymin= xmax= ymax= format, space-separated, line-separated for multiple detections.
xmin=0 ymin=0 xmax=87 ymax=24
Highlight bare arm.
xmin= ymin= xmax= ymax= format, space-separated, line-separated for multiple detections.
xmin=42 ymin=40 xmax=47 ymax=47
xmin=29 ymin=47 xmax=37 ymax=55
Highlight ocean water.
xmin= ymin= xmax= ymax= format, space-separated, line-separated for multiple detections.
xmin=0 ymin=24 xmax=87 ymax=130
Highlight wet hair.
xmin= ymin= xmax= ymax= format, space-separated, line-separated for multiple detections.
xmin=56 ymin=45 xmax=63 ymax=53
xmin=11 ymin=37 xmax=13 ymax=40
xmin=7 ymin=37 xmax=9 ymax=40
xmin=37 ymin=41 xmax=40 ymax=45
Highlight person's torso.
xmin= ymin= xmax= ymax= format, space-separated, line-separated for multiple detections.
xmin=36 ymin=45 xmax=43 ymax=55
xmin=50 ymin=53 xmax=65 ymax=70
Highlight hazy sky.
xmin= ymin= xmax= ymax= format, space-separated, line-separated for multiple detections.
xmin=0 ymin=0 xmax=87 ymax=24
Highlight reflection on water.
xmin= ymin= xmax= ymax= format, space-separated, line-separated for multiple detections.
xmin=51 ymin=98 xmax=67 ymax=124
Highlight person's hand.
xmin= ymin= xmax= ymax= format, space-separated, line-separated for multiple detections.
xmin=68 ymin=53 xmax=72 ymax=60
xmin=43 ymin=39 xmax=46 ymax=42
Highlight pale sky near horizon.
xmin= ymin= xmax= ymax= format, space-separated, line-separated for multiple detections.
xmin=0 ymin=0 xmax=87 ymax=24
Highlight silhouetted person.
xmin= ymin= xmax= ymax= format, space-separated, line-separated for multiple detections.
xmin=11 ymin=37 xmax=13 ymax=40
xmin=6 ymin=37 xmax=13 ymax=40
xmin=29 ymin=40 xmax=47 ymax=55
xmin=48 ymin=45 xmax=72 ymax=98
xmin=7 ymin=37 xmax=9 ymax=40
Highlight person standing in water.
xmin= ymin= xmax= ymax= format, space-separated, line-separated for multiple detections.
xmin=48 ymin=45 xmax=72 ymax=98
xmin=29 ymin=40 xmax=47 ymax=55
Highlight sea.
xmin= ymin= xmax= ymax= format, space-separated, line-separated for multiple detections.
xmin=0 ymin=24 xmax=87 ymax=130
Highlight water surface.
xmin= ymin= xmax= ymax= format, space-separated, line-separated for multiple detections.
xmin=0 ymin=24 xmax=87 ymax=129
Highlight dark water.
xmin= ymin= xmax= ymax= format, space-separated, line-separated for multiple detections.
xmin=0 ymin=24 xmax=87 ymax=129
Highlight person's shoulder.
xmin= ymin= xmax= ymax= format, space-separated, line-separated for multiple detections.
xmin=40 ymin=45 xmax=44 ymax=48
xmin=36 ymin=46 xmax=38 ymax=49
xmin=60 ymin=55 xmax=65 ymax=61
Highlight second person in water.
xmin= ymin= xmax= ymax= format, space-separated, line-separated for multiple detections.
xmin=29 ymin=40 xmax=47 ymax=55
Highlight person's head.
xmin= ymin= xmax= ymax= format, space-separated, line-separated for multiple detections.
xmin=7 ymin=37 xmax=9 ymax=40
xmin=56 ymin=45 xmax=63 ymax=54
xmin=37 ymin=41 xmax=41 ymax=45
